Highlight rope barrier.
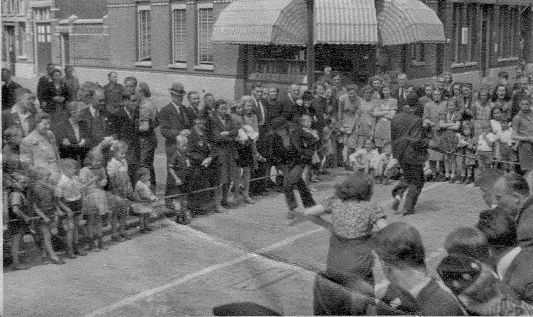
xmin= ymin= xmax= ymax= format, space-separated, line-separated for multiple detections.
xmin=431 ymin=147 xmax=522 ymax=167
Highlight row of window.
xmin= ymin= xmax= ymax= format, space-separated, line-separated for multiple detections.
xmin=452 ymin=3 xmax=523 ymax=64
xmin=1 ymin=0 xmax=25 ymax=16
xmin=136 ymin=4 xmax=214 ymax=66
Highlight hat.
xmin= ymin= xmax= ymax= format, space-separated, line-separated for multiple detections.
xmin=436 ymin=253 xmax=482 ymax=295
xmin=271 ymin=116 xmax=287 ymax=130
xmin=169 ymin=82 xmax=186 ymax=96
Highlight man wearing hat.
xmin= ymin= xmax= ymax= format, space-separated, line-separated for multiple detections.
xmin=158 ymin=83 xmax=193 ymax=206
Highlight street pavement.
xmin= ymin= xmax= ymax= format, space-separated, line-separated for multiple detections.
xmin=4 ymin=168 xmax=485 ymax=317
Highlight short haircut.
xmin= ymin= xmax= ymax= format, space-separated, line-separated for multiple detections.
xmin=176 ymin=134 xmax=188 ymax=145
xmin=35 ymin=112 xmax=51 ymax=124
xmin=136 ymin=167 xmax=150 ymax=179
xmin=84 ymin=148 xmax=103 ymax=166
xmin=15 ymin=87 xmax=33 ymax=101
xmin=502 ymin=173 xmax=530 ymax=196
xmin=108 ymin=71 xmax=117 ymax=78
xmin=251 ymin=83 xmax=263 ymax=90
xmin=360 ymin=85 xmax=373 ymax=95
xmin=204 ymin=93 xmax=214 ymax=100
xmin=498 ymin=71 xmax=509 ymax=79
xmin=214 ymin=99 xmax=227 ymax=110
xmin=110 ymin=140 xmax=128 ymax=154
xmin=397 ymin=73 xmax=407 ymax=79
xmin=187 ymin=90 xmax=200 ymax=100
xmin=51 ymin=69 xmax=62 ymax=76
xmin=124 ymin=76 xmax=138 ymax=86
xmin=137 ymin=82 xmax=151 ymax=98
xmin=334 ymin=172 xmax=374 ymax=201
xmin=477 ymin=207 xmax=517 ymax=249
xmin=444 ymin=227 xmax=490 ymax=263
xmin=301 ymin=90 xmax=313 ymax=101
xmin=373 ymin=222 xmax=426 ymax=269
xmin=239 ymin=95 xmax=254 ymax=108
xmin=64 ymin=65 xmax=73 ymax=71
xmin=405 ymin=92 xmax=419 ymax=107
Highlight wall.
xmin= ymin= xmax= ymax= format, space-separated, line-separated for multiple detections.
xmin=55 ymin=0 xmax=106 ymax=20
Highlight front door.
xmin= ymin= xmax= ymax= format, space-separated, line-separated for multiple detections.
xmin=60 ymin=34 xmax=70 ymax=66
xmin=480 ymin=6 xmax=491 ymax=78
xmin=36 ymin=22 xmax=52 ymax=74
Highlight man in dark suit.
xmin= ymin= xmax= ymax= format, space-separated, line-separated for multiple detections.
xmin=392 ymin=73 xmax=409 ymax=109
xmin=78 ymin=89 xmax=114 ymax=149
xmin=110 ymin=94 xmax=141 ymax=184
xmin=264 ymin=87 xmax=284 ymax=127
xmin=51 ymin=102 xmax=90 ymax=162
xmin=2 ymin=68 xmax=22 ymax=111
xmin=281 ymin=84 xmax=302 ymax=122
xmin=36 ymin=63 xmax=56 ymax=111
xmin=2 ymin=87 xmax=36 ymax=137
xmin=103 ymin=71 xmax=124 ymax=115
xmin=158 ymin=82 xmax=193 ymax=158
xmin=391 ymin=93 xmax=430 ymax=215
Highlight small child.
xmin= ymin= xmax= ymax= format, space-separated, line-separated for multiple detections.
xmin=291 ymin=173 xmax=386 ymax=289
xmin=456 ymin=124 xmax=477 ymax=184
xmin=56 ymin=158 xmax=87 ymax=257
xmin=107 ymin=140 xmax=137 ymax=241
xmin=167 ymin=135 xmax=193 ymax=225
xmin=134 ymin=167 xmax=159 ymax=233
xmin=375 ymin=143 xmax=398 ymax=185
xmin=476 ymin=122 xmax=497 ymax=174
xmin=439 ymin=100 xmax=461 ymax=182
xmin=6 ymin=170 xmax=32 ymax=270
xmin=349 ymin=139 xmax=380 ymax=176
xmin=28 ymin=167 xmax=65 ymax=265
xmin=79 ymin=148 xmax=109 ymax=251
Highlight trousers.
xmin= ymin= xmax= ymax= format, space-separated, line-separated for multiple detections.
xmin=282 ymin=164 xmax=316 ymax=210
xmin=392 ymin=163 xmax=425 ymax=213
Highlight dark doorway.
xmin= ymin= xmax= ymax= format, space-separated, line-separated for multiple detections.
xmin=61 ymin=33 xmax=70 ymax=66
xmin=36 ymin=23 xmax=52 ymax=74
xmin=315 ymin=45 xmax=376 ymax=86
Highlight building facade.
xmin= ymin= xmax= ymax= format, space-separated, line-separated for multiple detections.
xmin=1 ymin=0 xmax=106 ymax=78
xmin=3 ymin=0 xmax=532 ymax=98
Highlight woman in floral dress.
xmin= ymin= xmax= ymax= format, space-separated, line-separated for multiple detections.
xmin=373 ymin=85 xmax=397 ymax=151
xmin=473 ymin=87 xmax=494 ymax=139
xmin=356 ymin=86 xmax=377 ymax=149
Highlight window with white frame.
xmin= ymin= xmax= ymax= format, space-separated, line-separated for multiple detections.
xmin=197 ymin=4 xmax=213 ymax=65
xmin=172 ymin=4 xmax=187 ymax=63
xmin=137 ymin=5 xmax=151 ymax=62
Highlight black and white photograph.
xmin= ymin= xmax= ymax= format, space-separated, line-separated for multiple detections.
xmin=1 ymin=0 xmax=533 ymax=315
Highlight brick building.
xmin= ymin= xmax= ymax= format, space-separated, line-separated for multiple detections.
xmin=3 ymin=0 xmax=532 ymax=99
xmin=1 ymin=0 xmax=106 ymax=78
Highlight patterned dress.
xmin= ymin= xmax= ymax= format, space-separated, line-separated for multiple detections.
xmin=373 ymin=97 xmax=398 ymax=148
xmin=423 ymin=101 xmax=446 ymax=161
xmin=79 ymin=166 xmax=109 ymax=215
xmin=338 ymin=95 xmax=360 ymax=150
xmin=473 ymin=101 xmax=494 ymax=139
xmin=357 ymin=98 xmax=376 ymax=148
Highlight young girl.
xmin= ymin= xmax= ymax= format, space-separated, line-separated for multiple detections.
xmin=492 ymin=85 xmax=513 ymax=123
xmin=473 ymin=88 xmax=494 ymax=140
xmin=439 ymin=100 xmax=462 ymax=182
xmin=107 ymin=140 xmax=137 ymax=240
xmin=234 ymin=118 xmax=257 ymax=204
xmin=28 ymin=167 xmax=65 ymax=264
xmin=134 ymin=167 xmax=159 ymax=233
xmin=79 ymin=148 xmax=109 ymax=251
xmin=491 ymin=107 xmax=517 ymax=172
xmin=456 ymin=123 xmax=476 ymax=184
xmin=476 ymin=122 xmax=497 ymax=174
xmin=56 ymin=158 xmax=87 ymax=257
xmin=6 ymin=170 xmax=32 ymax=270
xmin=349 ymin=139 xmax=380 ymax=176
xmin=292 ymin=173 xmax=386 ymax=314
xmin=373 ymin=85 xmax=397 ymax=152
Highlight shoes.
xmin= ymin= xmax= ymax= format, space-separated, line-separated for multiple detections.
xmin=65 ymin=250 xmax=77 ymax=259
xmin=221 ymin=201 xmax=232 ymax=209
xmin=74 ymin=245 xmax=87 ymax=256
xmin=112 ymin=236 xmax=125 ymax=243
xmin=400 ymin=209 xmax=415 ymax=216
xmin=392 ymin=198 xmax=401 ymax=211
xmin=50 ymin=257 xmax=66 ymax=265
xmin=12 ymin=263 xmax=31 ymax=270
xmin=182 ymin=210 xmax=192 ymax=225
xmin=120 ymin=233 xmax=131 ymax=240
xmin=375 ymin=177 xmax=382 ymax=185
xmin=244 ymin=196 xmax=255 ymax=204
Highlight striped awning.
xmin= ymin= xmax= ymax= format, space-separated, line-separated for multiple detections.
xmin=314 ymin=0 xmax=378 ymax=45
xmin=212 ymin=0 xmax=307 ymax=46
xmin=378 ymin=0 xmax=445 ymax=45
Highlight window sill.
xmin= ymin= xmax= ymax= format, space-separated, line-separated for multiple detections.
xmin=134 ymin=61 xmax=152 ymax=67
xmin=193 ymin=64 xmax=214 ymax=71
xmin=451 ymin=61 xmax=478 ymax=69
xmin=17 ymin=55 xmax=27 ymax=60
xmin=168 ymin=63 xmax=187 ymax=70
xmin=497 ymin=57 xmax=519 ymax=63
xmin=410 ymin=60 xmax=427 ymax=67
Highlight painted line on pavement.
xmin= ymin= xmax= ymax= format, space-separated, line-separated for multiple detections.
xmin=86 ymin=181 xmax=446 ymax=317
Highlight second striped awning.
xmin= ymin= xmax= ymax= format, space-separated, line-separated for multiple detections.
xmin=378 ymin=0 xmax=446 ymax=45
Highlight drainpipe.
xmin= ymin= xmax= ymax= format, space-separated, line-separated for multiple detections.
xmin=436 ymin=0 xmax=447 ymax=74
xmin=306 ymin=0 xmax=314 ymax=89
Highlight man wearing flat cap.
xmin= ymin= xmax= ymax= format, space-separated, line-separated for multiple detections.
xmin=158 ymin=83 xmax=194 ymax=205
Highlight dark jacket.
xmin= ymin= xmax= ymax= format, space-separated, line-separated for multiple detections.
xmin=78 ymin=106 xmax=113 ymax=148
xmin=110 ymin=108 xmax=141 ymax=166
xmin=2 ymin=110 xmax=35 ymax=137
xmin=391 ymin=111 xmax=429 ymax=165
xmin=2 ymin=80 xmax=22 ymax=111
xmin=51 ymin=117 xmax=91 ymax=161
xmin=187 ymin=128 xmax=217 ymax=165
xmin=103 ymin=82 xmax=124 ymax=113
xmin=38 ymin=79 xmax=71 ymax=114
xmin=271 ymin=127 xmax=317 ymax=166
xmin=158 ymin=102 xmax=193 ymax=154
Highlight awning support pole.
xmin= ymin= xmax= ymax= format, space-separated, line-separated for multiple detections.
xmin=306 ymin=0 xmax=315 ymax=89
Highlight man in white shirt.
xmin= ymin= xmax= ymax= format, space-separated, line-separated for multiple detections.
xmin=2 ymin=87 xmax=36 ymax=137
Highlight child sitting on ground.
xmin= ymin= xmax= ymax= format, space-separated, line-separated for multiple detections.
xmin=349 ymin=139 xmax=380 ymax=176
xmin=291 ymin=172 xmax=387 ymax=311
xmin=375 ymin=143 xmax=398 ymax=185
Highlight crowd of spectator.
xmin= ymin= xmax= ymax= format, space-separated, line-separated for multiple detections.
xmin=2 ymin=61 xmax=533 ymax=317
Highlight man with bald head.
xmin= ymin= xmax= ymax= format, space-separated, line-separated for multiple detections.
xmin=79 ymin=88 xmax=114 ymax=148
xmin=491 ymin=173 xmax=533 ymax=304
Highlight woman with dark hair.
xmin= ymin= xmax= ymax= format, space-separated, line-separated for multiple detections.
xmin=372 ymin=222 xmax=465 ymax=315
xmin=492 ymin=84 xmax=513 ymax=122
xmin=209 ymin=99 xmax=239 ymax=208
